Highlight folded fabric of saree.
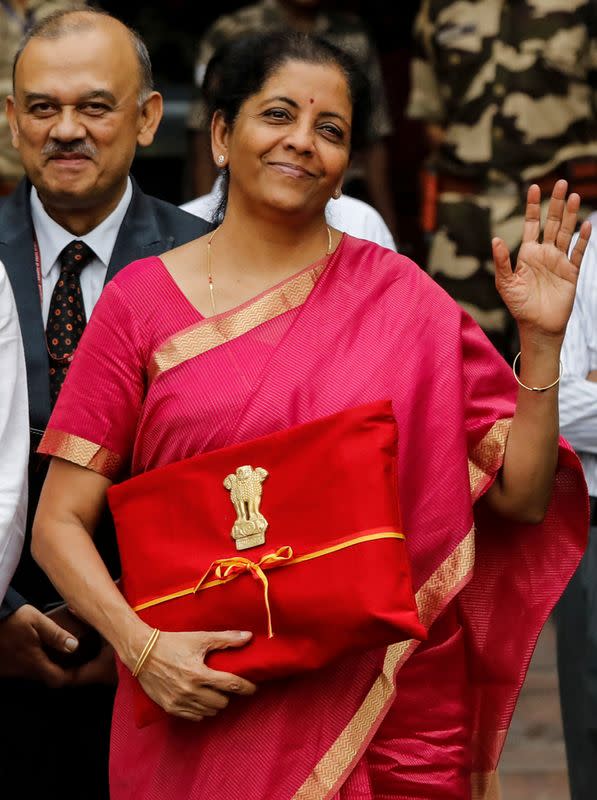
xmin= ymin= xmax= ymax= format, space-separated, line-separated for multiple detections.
xmin=108 ymin=399 xmax=426 ymax=727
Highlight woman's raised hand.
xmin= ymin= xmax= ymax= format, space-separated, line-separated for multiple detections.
xmin=135 ymin=629 xmax=256 ymax=722
xmin=493 ymin=180 xmax=591 ymax=338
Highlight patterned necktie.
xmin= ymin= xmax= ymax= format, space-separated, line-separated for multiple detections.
xmin=46 ymin=239 xmax=94 ymax=406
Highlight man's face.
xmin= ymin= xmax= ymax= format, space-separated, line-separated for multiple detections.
xmin=7 ymin=22 xmax=160 ymax=212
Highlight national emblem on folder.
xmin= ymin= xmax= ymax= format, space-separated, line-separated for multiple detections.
xmin=224 ymin=465 xmax=269 ymax=550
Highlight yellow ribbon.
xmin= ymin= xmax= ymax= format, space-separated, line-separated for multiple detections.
xmin=193 ymin=546 xmax=294 ymax=638
xmin=131 ymin=532 xmax=406 ymax=616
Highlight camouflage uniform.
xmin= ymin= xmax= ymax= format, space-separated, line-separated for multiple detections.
xmin=407 ymin=0 xmax=597 ymax=353
xmin=187 ymin=0 xmax=392 ymax=156
xmin=0 ymin=0 xmax=83 ymax=190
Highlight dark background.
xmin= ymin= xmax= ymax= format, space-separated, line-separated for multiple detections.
xmin=98 ymin=1 xmax=426 ymax=257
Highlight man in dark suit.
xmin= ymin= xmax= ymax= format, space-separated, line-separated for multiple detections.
xmin=0 ymin=8 xmax=210 ymax=798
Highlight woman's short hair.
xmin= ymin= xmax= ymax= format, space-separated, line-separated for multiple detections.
xmin=204 ymin=31 xmax=372 ymax=152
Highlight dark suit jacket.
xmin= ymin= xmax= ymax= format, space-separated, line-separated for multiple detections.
xmin=0 ymin=177 xmax=211 ymax=614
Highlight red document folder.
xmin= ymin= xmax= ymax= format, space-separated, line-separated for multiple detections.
xmin=108 ymin=400 xmax=426 ymax=727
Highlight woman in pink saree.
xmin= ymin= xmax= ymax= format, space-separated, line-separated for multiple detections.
xmin=33 ymin=32 xmax=590 ymax=800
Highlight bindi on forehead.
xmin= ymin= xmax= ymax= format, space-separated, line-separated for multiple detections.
xmin=310 ymin=98 xmax=314 ymax=104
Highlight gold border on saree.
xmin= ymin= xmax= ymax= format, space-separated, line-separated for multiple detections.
xmin=149 ymin=261 xmax=327 ymax=381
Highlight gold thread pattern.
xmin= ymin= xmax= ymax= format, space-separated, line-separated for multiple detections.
xmin=468 ymin=419 xmax=511 ymax=501
xmin=149 ymin=262 xmax=326 ymax=381
xmin=38 ymin=429 xmax=122 ymax=480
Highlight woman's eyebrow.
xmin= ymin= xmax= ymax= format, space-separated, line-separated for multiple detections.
xmin=261 ymin=95 xmax=299 ymax=108
xmin=317 ymin=111 xmax=349 ymax=125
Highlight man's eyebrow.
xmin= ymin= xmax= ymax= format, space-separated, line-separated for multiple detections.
xmin=23 ymin=89 xmax=117 ymax=104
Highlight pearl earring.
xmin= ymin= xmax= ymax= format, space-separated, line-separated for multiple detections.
xmin=217 ymin=154 xmax=225 ymax=165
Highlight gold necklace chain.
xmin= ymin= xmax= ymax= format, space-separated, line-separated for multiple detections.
xmin=206 ymin=225 xmax=333 ymax=316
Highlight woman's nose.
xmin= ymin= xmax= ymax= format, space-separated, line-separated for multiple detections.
xmin=283 ymin=121 xmax=315 ymax=154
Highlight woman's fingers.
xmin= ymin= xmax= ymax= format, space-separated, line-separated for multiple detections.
xmin=556 ymin=192 xmax=580 ymax=255
xmin=570 ymin=219 xmax=592 ymax=270
xmin=492 ymin=236 xmax=512 ymax=283
xmin=521 ymin=183 xmax=542 ymax=244
xmin=200 ymin=663 xmax=257 ymax=696
xmin=542 ymin=179 xmax=568 ymax=245
xmin=193 ymin=685 xmax=230 ymax=710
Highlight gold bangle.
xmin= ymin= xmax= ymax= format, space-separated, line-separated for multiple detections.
xmin=512 ymin=351 xmax=562 ymax=392
xmin=132 ymin=627 xmax=160 ymax=678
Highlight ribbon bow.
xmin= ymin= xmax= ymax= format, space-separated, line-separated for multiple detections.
xmin=194 ymin=546 xmax=294 ymax=638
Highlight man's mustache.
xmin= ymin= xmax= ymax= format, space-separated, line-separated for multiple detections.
xmin=42 ymin=140 xmax=98 ymax=159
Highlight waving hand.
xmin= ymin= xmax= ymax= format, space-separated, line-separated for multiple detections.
xmin=493 ymin=180 xmax=591 ymax=337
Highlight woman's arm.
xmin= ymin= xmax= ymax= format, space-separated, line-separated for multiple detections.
xmin=484 ymin=181 xmax=591 ymax=523
xmin=33 ymin=458 xmax=256 ymax=720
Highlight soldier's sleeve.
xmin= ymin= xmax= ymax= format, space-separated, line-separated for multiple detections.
xmin=589 ymin=15 xmax=597 ymax=112
xmin=405 ymin=0 xmax=446 ymax=123
xmin=362 ymin=43 xmax=393 ymax=141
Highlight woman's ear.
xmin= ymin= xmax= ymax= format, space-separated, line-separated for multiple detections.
xmin=211 ymin=111 xmax=229 ymax=168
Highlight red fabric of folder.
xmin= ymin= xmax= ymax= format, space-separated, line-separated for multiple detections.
xmin=108 ymin=400 xmax=426 ymax=727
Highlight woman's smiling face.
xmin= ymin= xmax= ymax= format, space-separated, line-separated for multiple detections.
xmin=215 ymin=59 xmax=352 ymax=220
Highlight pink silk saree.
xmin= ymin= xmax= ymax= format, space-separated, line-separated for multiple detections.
xmin=39 ymin=234 xmax=588 ymax=799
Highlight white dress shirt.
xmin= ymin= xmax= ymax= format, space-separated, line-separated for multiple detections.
xmin=560 ymin=210 xmax=597 ymax=496
xmin=0 ymin=263 xmax=28 ymax=599
xmin=181 ymin=182 xmax=397 ymax=252
xmin=30 ymin=178 xmax=133 ymax=324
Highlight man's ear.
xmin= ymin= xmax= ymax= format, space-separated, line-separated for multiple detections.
xmin=211 ymin=110 xmax=229 ymax=169
xmin=136 ymin=91 xmax=163 ymax=148
xmin=5 ymin=96 xmax=19 ymax=149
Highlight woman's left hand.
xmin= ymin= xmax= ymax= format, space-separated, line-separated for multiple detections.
xmin=493 ymin=179 xmax=591 ymax=338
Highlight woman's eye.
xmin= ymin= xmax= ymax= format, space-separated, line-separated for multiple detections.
xmin=264 ymin=108 xmax=291 ymax=121
xmin=320 ymin=124 xmax=343 ymax=139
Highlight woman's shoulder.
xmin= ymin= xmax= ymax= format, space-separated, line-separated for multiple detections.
xmin=109 ymin=255 xmax=169 ymax=294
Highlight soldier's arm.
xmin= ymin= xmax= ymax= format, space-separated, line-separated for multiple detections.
xmin=405 ymin=0 xmax=446 ymax=128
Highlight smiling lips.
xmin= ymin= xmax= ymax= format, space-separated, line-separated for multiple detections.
xmin=268 ymin=161 xmax=316 ymax=178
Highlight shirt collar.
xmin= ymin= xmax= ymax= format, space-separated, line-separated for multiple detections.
xmin=30 ymin=177 xmax=133 ymax=278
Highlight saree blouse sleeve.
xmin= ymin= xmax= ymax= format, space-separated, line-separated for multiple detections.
xmin=38 ymin=280 xmax=146 ymax=481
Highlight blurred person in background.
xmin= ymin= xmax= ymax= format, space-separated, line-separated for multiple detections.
xmin=0 ymin=263 xmax=28 ymax=603
xmin=0 ymin=0 xmax=85 ymax=196
xmin=557 ymin=214 xmax=597 ymax=800
xmin=407 ymin=0 xmax=597 ymax=356
xmin=187 ymin=0 xmax=398 ymax=238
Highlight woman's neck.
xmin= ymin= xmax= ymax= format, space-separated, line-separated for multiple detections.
xmin=216 ymin=206 xmax=333 ymax=283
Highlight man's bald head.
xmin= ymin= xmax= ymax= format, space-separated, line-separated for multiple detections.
xmin=13 ymin=8 xmax=153 ymax=104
